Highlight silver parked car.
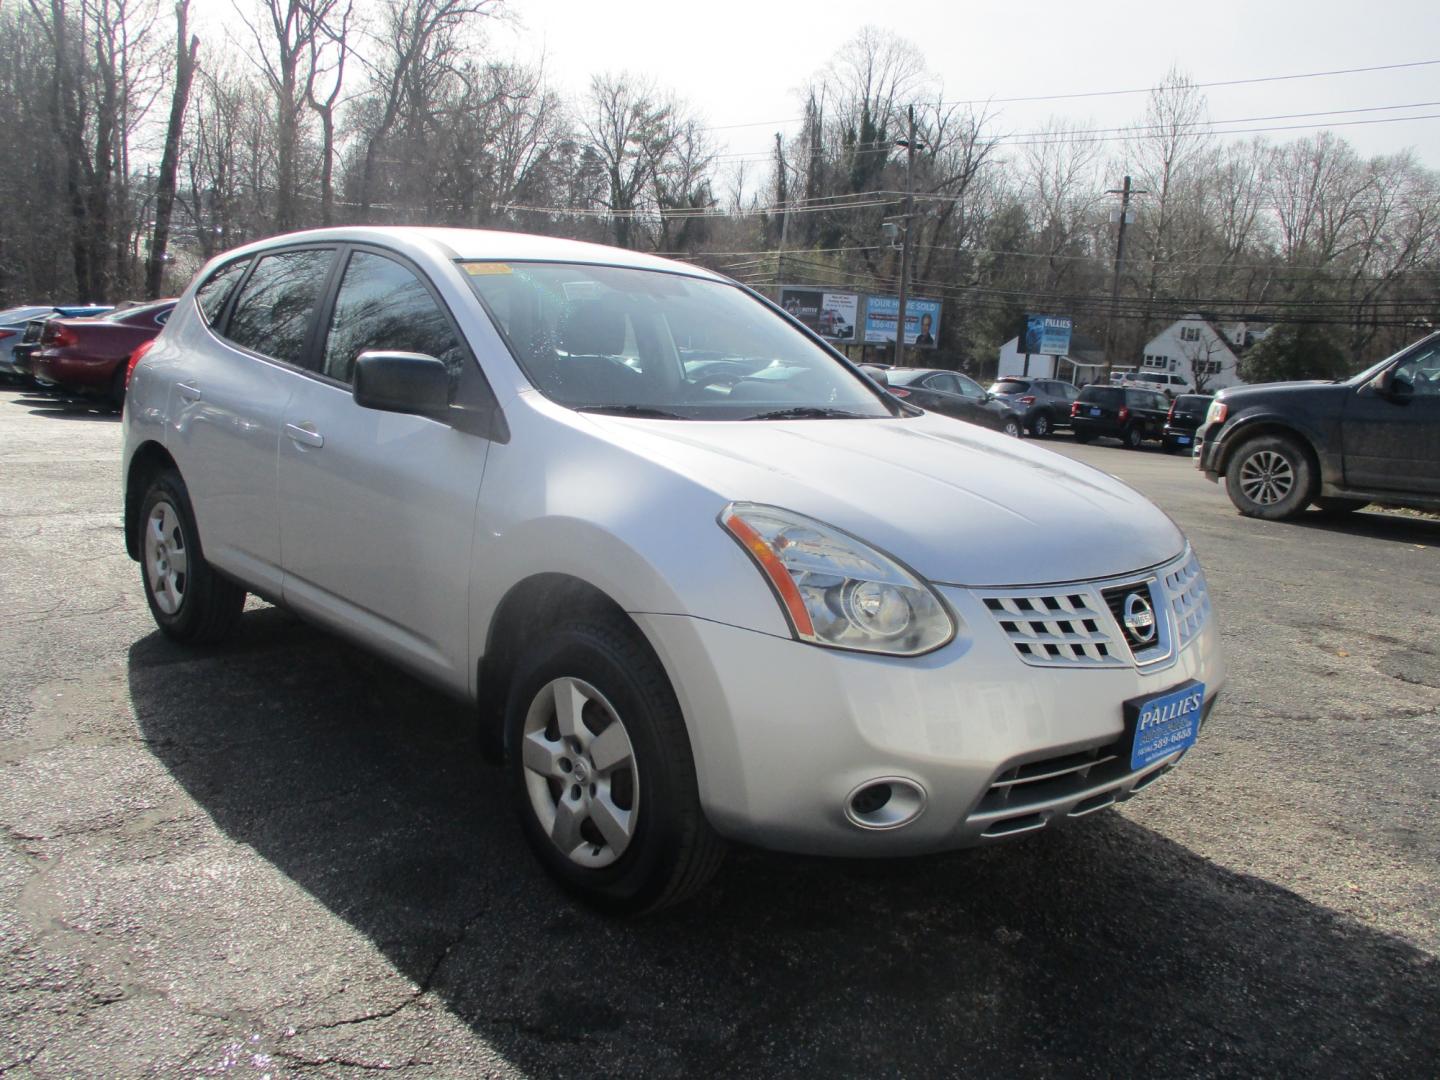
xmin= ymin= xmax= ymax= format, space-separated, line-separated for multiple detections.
xmin=987 ymin=377 xmax=1080 ymax=437
xmin=123 ymin=228 xmax=1225 ymax=912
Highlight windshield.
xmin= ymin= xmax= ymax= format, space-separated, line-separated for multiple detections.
xmin=1344 ymin=334 xmax=1440 ymax=385
xmin=460 ymin=261 xmax=897 ymax=420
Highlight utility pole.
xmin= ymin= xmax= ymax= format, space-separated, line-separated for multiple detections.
xmin=775 ymin=132 xmax=789 ymax=289
xmin=894 ymin=105 xmax=917 ymax=369
xmin=1104 ymin=175 xmax=1145 ymax=383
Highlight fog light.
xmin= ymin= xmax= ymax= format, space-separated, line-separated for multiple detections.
xmin=844 ymin=777 xmax=927 ymax=830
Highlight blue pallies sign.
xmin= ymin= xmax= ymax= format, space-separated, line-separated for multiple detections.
xmin=1023 ymin=314 xmax=1073 ymax=356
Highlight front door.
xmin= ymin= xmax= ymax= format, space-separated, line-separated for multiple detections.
xmin=1343 ymin=339 xmax=1440 ymax=494
xmin=278 ymin=249 xmax=492 ymax=694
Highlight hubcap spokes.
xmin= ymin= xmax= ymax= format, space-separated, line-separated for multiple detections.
xmin=1239 ymin=450 xmax=1294 ymax=505
xmin=521 ymin=676 xmax=639 ymax=868
xmin=143 ymin=502 xmax=188 ymax=615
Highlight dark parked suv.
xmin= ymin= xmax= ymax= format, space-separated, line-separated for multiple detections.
xmin=1070 ymin=386 xmax=1170 ymax=448
xmin=988 ymin=377 xmax=1079 ymax=437
xmin=1162 ymin=394 xmax=1213 ymax=454
xmin=1196 ymin=332 xmax=1440 ymax=519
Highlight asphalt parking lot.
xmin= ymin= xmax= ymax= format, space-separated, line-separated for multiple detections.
xmin=2 ymin=388 xmax=1437 ymax=1078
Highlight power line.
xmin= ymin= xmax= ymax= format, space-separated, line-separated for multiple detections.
xmin=700 ymin=59 xmax=1440 ymax=133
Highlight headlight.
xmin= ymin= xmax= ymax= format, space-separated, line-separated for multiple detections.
xmin=1205 ymin=399 xmax=1228 ymax=426
xmin=720 ymin=502 xmax=955 ymax=656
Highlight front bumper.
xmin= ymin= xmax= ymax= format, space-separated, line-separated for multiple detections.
xmin=636 ymin=553 xmax=1225 ymax=857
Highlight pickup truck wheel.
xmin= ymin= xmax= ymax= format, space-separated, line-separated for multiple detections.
xmin=138 ymin=470 xmax=246 ymax=643
xmin=1123 ymin=425 xmax=1144 ymax=450
xmin=506 ymin=616 xmax=725 ymax=914
xmin=1030 ymin=413 xmax=1051 ymax=438
xmin=1313 ymin=496 xmax=1369 ymax=516
xmin=1225 ymin=434 xmax=1315 ymax=520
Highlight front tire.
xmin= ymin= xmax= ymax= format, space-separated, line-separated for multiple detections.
xmin=1002 ymin=417 xmax=1022 ymax=438
xmin=138 ymin=470 xmax=246 ymax=643
xmin=1224 ymin=434 xmax=1315 ymax=520
xmin=505 ymin=616 xmax=725 ymax=914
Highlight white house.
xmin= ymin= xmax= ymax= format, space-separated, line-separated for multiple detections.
xmin=997 ymin=332 xmax=1107 ymax=384
xmin=1140 ymin=315 xmax=1265 ymax=393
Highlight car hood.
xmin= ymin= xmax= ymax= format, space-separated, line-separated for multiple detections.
xmin=586 ymin=412 xmax=1185 ymax=587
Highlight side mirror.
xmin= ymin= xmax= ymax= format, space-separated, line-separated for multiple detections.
xmin=1373 ymin=366 xmax=1413 ymax=401
xmin=353 ymin=351 xmax=451 ymax=416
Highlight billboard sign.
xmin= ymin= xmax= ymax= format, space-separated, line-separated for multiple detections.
xmin=1023 ymin=314 xmax=1073 ymax=356
xmin=779 ymin=287 xmax=859 ymax=341
xmin=863 ymin=295 xmax=942 ymax=347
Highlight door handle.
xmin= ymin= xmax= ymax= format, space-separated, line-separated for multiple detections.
xmin=284 ymin=422 xmax=324 ymax=448
xmin=177 ymin=382 xmax=201 ymax=402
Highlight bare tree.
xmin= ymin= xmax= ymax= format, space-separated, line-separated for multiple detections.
xmin=146 ymin=0 xmax=198 ymax=296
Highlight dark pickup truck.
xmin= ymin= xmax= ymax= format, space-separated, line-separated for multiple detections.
xmin=1195 ymin=332 xmax=1440 ymax=519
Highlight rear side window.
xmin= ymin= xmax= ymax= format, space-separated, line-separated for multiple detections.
xmin=225 ymin=250 xmax=334 ymax=367
xmin=321 ymin=251 xmax=466 ymax=384
xmin=196 ymin=258 xmax=251 ymax=327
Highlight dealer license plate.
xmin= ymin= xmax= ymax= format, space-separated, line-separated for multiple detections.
xmin=1089 ymin=407 xmax=1102 ymax=417
xmin=1125 ymin=681 xmax=1204 ymax=771
xmin=1176 ymin=435 xmax=1191 ymax=445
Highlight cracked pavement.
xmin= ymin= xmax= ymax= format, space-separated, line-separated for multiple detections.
xmin=1 ymin=386 xmax=1437 ymax=1077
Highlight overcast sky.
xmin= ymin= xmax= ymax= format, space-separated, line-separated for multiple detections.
xmin=506 ymin=0 xmax=1440 ymax=183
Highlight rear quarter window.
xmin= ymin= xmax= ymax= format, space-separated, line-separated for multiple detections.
xmin=196 ymin=258 xmax=252 ymax=327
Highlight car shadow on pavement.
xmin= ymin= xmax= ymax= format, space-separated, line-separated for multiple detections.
xmin=127 ymin=611 xmax=1440 ymax=1077
xmin=1287 ymin=508 xmax=1440 ymax=547
xmin=15 ymin=392 xmax=120 ymax=420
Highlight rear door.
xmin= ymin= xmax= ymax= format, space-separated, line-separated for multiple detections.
xmin=1343 ymin=340 xmax=1440 ymax=493
xmin=277 ymin=246 xmax=493 ymax=693
xmin=167 ymin=250 xmax=333 ymax=596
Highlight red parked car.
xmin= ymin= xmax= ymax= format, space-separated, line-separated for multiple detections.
xmin=30 ymin=300 xmax=175 ymax=407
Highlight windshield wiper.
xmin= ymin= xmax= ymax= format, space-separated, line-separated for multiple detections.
xmin=745 ymin=406 xmax=869 ymax=421
xmin=573 ymin=404 xmax=688 ymax=420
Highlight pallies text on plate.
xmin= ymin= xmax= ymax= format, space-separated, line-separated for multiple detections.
xmin=1138 ymin=689 xmax=1205 ymax=732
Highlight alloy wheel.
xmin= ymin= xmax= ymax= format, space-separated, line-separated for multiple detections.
xmin=521 ymin=676 xmax=639 ymax=868
xmin=144 ymin=500 xmax=188 ymax=615
xmin=1238 ymin=449 xmax=1295 ymax=506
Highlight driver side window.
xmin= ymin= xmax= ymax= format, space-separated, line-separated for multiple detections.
xmin=322 ymin=251 xmax=465 ymax=385
xmin=1393 ymin=345 xmax=1440 ymax=396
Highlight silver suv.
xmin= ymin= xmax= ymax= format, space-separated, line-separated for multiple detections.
xmin=986 ymin=377 xmax=1080 ymax=437
xmin=122 ymin=228 xmax=1224 ymax=912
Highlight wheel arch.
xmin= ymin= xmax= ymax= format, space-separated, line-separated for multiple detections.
xmin=477 ymin=573 xmax=657 ymax=757
xmin=124 ymin=441 xmax=179 ymax=560
xmin=1215 ymin=417 xmax=1322 ymax=481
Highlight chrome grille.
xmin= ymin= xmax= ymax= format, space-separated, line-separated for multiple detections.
xmin=1164 ymin=554 xmax=1211 ymax=648
xmin=980 ymin=592 xmax=1124 ymax=668
xmin=979 ymin=550 xmax=1212 ymax=670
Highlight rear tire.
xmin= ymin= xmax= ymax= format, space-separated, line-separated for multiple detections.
xmin=1224 ymin=434 xmax=1315 ymax=521
xmin=110 ymin=365 xmax=127 ymax=411
xmin=505 ymin=615 xmax=725 ymax=914
xmin=1123 ymin=425 xmax=1144 ymax=450
xmin=1002 ymin=417 xmax=1022 ymax=438
xmin=138 ymin=470 xmax=246 ymax=643
xmin=1030 ymin=413 xmax=1052 ymax=438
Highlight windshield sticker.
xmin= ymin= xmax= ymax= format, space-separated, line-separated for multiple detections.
xmin=562 ymin=281 xmax=602 ymax=302
xmin=464 ymin=263 xmax=513 ymax=275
